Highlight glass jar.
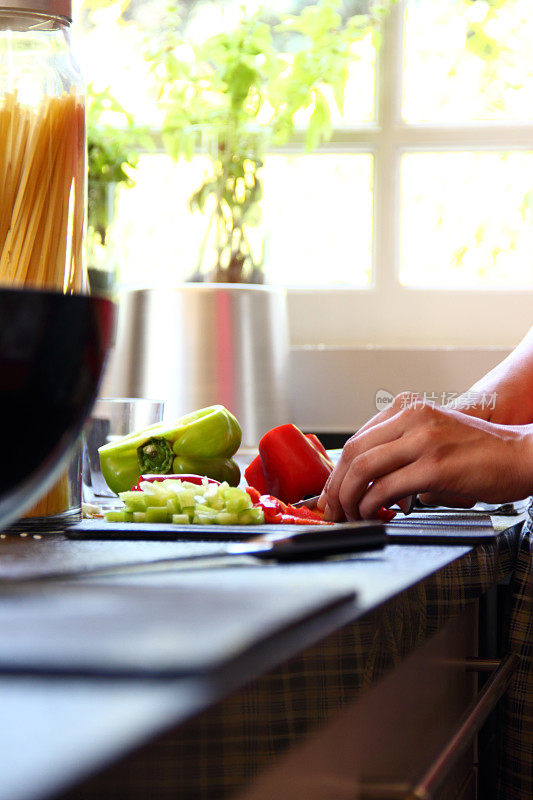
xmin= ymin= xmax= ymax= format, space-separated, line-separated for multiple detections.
xmin=0 ymin=1 xmax=87 ymax=525
xmin=0 ymin=0 xmax=86 ymax=295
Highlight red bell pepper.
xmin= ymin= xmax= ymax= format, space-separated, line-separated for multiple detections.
xmin=243 ymin=455 xmax=268 ymax=495
xmin=305 ymin=434 xmax=334 ymax=467
xmin=244 ymin=428 xmax=333 ymax=502
xmin=256 ymin=424 xmax=333 ymax=504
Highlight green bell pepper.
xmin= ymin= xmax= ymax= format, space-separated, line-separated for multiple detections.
xmin=171 ymin=454 xmax=241 ymax=486
xmin=98 ymin=405 xmax=242 ymax=494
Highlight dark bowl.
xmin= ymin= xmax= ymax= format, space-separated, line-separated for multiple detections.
xmin=0 ymin=288 xmax=115 ymax=530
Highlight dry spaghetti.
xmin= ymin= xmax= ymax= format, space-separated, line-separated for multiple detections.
xmin=0 ymin=89 xmax=86 ymax=294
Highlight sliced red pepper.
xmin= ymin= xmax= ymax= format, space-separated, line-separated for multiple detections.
xmin=258 ymin=424 xmax=333 ymax=504
xmin=132 ymin=474 xmax=220 ymax=491
xmin=282 ymin=507 xmax=331 ymax=525
xmin=244 ymin=454 xmax=268 ymax=495
xmin=377 ymin=506 xmax=396 ymax=522
xmin=258 ymin=494 xmax=287 ymax=512
xmin=258 ymin=494 xmax=287 ymax=523
xmin=279 ymin=513 xmax=330 ymax=525
xmin=253 ymin=494 xmax=283 ymax=524
xmin=249 ymin=494 xmax=332 ymax=525
xmin=245 ymin=486 xmax=262 ymax=505
xmin=284 ymin=504 xmax=326 ymax=522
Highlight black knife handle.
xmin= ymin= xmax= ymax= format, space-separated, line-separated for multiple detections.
xmin=250 ymin=523 xmax=387 ymax=561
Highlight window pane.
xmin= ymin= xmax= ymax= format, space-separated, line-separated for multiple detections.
xmin=75 ymin=0 xmax=376 ymax=126
xmin=403 ymin=0 xmax=533 ymax=123
xmin=112 ymin=153 xmax=373 ymax=287
xmin=262 ymin=154 xmax=373 ymax=285
xmin=400 ymin=152 xmax=533 ymax=288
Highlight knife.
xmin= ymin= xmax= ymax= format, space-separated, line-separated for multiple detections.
xmin=54 ymin=522 xmax=388 ymax=583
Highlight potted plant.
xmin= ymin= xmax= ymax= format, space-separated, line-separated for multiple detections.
xmin=86 ymin=85 xmax=148 ymax=293
xmin=145 ymin=0 xmax=392 ymax=284
xmin=101 ymin=1 xmax=394 ymax=442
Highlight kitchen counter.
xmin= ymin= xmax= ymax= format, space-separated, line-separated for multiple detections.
xmin=0 ymin=516 xmax=523 ymax=800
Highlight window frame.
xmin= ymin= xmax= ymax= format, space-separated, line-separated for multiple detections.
xmin=285 ymin=0 xmax=533 ymax=348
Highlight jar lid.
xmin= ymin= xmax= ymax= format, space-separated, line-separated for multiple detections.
xmin=0 ymin=0 xmax=71 ymax=20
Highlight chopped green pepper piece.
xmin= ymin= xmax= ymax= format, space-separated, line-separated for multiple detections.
xmin=145 ymin=507 xmax=169 ymax=524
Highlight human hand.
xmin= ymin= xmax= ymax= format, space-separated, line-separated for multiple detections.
xmin=317 ymin=398 xmax=533 ymax=521
xmin=419 ymin=370 xmax=533 ymax=504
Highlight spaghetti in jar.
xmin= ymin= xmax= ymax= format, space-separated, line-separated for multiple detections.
xmin=0 ymin=0 xmax=87 ymax=521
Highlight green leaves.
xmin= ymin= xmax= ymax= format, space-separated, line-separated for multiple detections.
xmin=146 ymin=0 xmax=389 ymax=157
xmin=87 ymin=85 xmax=147 ymax=185
xmin=143 ymin=0 xmax=394 ymax=280
xmin=306 ymin=90 xmax=332 ymax=151
xmin=226 ymin=61 xmax=258 ymax=113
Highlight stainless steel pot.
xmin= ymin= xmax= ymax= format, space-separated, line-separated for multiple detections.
xmin=100 ymin=285 xmax=291 ymax=448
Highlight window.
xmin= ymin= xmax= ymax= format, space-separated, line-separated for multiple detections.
xmin=75 ymin=0 xmax=533 ymax=347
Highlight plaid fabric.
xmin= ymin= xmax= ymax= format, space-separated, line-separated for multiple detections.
xmin=65 ymin=530 xmax=519 ymax=800
xmin=496 ymin=514 xmax=533 ymax=800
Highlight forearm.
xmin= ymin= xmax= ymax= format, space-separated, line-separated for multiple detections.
xmin=459 ymin=327 xmax=533 ymax=424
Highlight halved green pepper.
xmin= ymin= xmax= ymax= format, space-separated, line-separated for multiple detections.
xmin=98 ymin=405 xmax=242 ymax=494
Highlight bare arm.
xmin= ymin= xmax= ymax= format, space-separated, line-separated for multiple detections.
xmin=318 ymin=327 xmax=533 ymax=519
xmin=458 ymin=326 xmax=533 ymax=424
xmin=318 ymin=402 xmax=533 ymax=521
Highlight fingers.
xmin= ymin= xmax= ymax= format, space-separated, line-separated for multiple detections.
xmin=321 ymin=410 xmax=415 ymax=521
xmin=320 ymin=402 xmax=464 ymax=520
xmin=398 ymin=495 xmax=416 ymax=514
xmin=339 ymin=440 xmax=422 ymax=521
xmin=358 ymin=462 xmax=435 ymax=519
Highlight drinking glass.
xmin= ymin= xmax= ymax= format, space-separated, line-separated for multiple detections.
xmin=82 ymin=398 xmax=164 ymax=504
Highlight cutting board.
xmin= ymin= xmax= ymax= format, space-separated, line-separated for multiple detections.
xmin=67 ymin=519 xmax=381 ymax=542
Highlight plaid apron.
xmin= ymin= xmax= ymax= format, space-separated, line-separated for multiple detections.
xmin=496 ymin=510 xmax=533 ymax=799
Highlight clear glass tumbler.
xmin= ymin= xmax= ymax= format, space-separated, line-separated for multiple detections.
xmin=82 ymin=398 xmax=164 ymax=506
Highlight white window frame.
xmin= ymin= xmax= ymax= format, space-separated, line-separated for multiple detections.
xmin=286 ymin=0 xmax=533 ymax=348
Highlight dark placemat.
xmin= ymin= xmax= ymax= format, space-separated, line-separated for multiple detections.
xmin=386 ymin=514 xmax=504 ymax=544
xmin=411 ymin=499 xmax=529 ymax=517
xmin=0 ymin=580 xmax=355 ymax=677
